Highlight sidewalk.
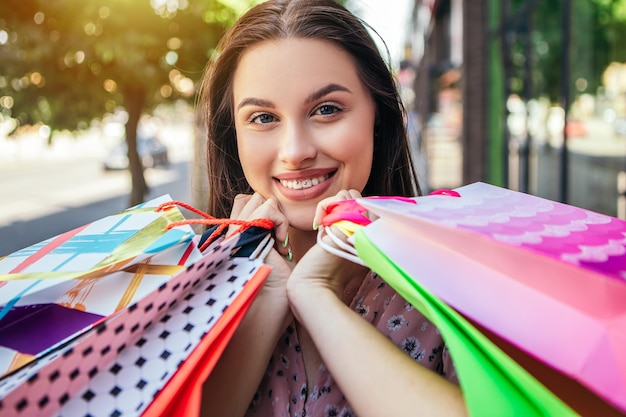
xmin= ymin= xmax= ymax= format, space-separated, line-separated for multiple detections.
xmin=0 ymin=161 xmax=192 ymax=257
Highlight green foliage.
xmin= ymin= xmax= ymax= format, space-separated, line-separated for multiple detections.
xmin=504 ymin=0 xmax=626 ymax=103
xmin=0 ymin=0 xmax=245 ymax=132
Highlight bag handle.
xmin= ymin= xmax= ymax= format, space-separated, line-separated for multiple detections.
xmin=155 ymin=201 xmax=274 ymax=252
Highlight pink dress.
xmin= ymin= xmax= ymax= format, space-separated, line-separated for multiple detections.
xmin=246 ymin=272 xmax=458 ymax=417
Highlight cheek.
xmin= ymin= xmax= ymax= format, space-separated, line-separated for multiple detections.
xmin=236 ymin=139 xmax=250 ymax=167
xmin=353 ymin=143 xmax=374 ymax=190
xmin=346 ymin=106 xmax=375 ymax=171
xmin=236 ymin=136 xmax=266 ymax=183
xmin=328 ymin=127 xmax=374 ymax=190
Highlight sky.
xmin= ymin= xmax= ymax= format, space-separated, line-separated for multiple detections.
xmin=347 ymin=0 xmax=413 ymax=69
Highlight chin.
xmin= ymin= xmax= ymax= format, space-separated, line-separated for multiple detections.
xmin=284 ymin=208 xmax=315 ymax=232
xmin=288 ymin=218 xmax=315 ymax=232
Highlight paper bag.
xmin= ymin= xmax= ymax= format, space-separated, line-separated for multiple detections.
xmin=0 ymin=209 xmax=274 ymax=417
xmin=356 ymin=182 xmax=626 ymax=415
xmin=354 ymin=226 xmax=577 ymax=416
xmin=0 ymin=195 xmax=201 ymax=379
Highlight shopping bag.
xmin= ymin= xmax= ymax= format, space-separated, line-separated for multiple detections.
xmin=139 ymin=233 xmax=272 ymax=417
xmin=354 ymin=229 xmax=577 ymax=417
xmin=316 ymin=192 xmax=578 ymax=416
xmin=0 ymin=195 xmax=202 ymax=379
xmin=0 ymin=201 xmax=275 ymax=417
xmin=352 ymin=182 xmax=626 ymax=415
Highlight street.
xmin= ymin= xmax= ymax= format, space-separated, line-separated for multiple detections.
xmin=0 ymin=130 xmax=194 ymax=257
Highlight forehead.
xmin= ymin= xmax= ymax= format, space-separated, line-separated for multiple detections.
xmin=233 ymin=38 xmax=365 ymax=101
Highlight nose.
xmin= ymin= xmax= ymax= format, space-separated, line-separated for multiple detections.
xmin=278 ymin=123 xmax=317 ymax=167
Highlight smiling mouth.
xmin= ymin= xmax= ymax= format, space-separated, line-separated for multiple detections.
xmin=279 ymin=173 xmax=332 ymax=190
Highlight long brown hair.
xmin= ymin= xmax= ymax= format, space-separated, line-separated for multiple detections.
xmin=197 ymin=0 xmax=420 ymax=219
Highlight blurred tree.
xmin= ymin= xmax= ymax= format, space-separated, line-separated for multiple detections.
xmin=505 ymin=0 xmax=626 ymax=103
xmin=0 ymin=0 xmax=261 ymax=205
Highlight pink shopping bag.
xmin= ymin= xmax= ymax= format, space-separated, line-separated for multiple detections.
xmin=356 ymin=182 xmax=626 ymax=414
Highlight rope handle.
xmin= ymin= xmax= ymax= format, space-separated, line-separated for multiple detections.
xmin=155 ymin=201 xmax=275 ymax=252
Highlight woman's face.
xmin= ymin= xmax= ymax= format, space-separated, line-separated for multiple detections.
xmin=233 ymin=38 xmax=375 ymax=230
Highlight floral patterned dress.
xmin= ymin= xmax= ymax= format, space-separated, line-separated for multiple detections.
xmin=245 ymin=272 xmax=458 ymax=417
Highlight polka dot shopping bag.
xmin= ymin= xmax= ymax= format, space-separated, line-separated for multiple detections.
xmin=0 ymin=197 xmax=274 ymax=417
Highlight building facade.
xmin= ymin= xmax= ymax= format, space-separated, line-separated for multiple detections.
xmin=407 ymin=0 xmax=626 ymax=218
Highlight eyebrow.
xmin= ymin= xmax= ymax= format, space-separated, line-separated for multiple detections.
xmin=236 ymin=83 xmax=353 ymax=111
xmin=304 ymin=83 xmax=352 ymax=104
xmin=237 ymin=97 xmax=275 ymax=111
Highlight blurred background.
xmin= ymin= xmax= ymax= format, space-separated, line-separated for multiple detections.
xmin=1 ymin=0 xmax=626 ymax=256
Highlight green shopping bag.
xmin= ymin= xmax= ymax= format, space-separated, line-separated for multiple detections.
xmin=353 ymin=228 xmax=578 ymax=417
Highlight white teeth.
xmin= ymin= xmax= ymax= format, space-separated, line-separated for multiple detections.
xmin=280 ymin=174 xmax=329 ymax=190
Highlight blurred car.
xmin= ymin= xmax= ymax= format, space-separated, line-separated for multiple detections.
xmin=103 ymin=135 xmax=170 ymax=170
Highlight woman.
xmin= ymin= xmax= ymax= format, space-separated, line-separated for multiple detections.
xmin=198 ymin=1 xmax=466 ymax=416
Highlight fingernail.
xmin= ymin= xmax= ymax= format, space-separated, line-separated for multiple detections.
xmin=282 ymin=232 xmax=289 ymax=248
xmin=312 ymin=221 xmax=318 ymax=231
xmin=286 ymin=246 xmax=293 ymax=262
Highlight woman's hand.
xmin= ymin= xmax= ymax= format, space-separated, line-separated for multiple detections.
xmin=201 ymin=193 xmax=294 ymax=417
xmin=230 ymin=193 xmax=292 ymax=291
xmin=287 ymin=189 xmax=369 ymax=306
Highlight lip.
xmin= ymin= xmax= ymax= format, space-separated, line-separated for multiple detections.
xmin=274 ymin=168 xmax=336 ymax=181
xmin=273 ymin=168 xmax=336 ymax=201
